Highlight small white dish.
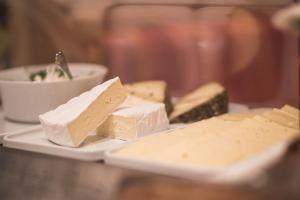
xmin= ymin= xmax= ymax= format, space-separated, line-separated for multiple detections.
xmin=0 ymin=63 xmax=107 ymax=123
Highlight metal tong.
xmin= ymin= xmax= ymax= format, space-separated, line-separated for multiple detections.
xmin=55 ymin=51 xmax=73 ymax=80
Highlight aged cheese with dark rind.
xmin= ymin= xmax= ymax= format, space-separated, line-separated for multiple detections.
xmin=170 ymin=82 xmax=228 ymax=123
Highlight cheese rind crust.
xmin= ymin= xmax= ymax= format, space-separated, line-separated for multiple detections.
xmin=39 ymin=77 xmax=126 ymax=147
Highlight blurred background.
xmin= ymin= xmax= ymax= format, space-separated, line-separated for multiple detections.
xmin=0 ymin=0 xmax=298 ymax=107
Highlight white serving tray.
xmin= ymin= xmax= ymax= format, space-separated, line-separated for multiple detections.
xmin=0 ymin=103 xmax=246 ymax=144
xmin=0 ymin=108 xmax=36 ymax=143
xmin=3 ymin=126 xmax=126 ymax=161
xmin=2 ymin=103 xmax=249 ymax=161
xmin=104 ymin=141 xmax=289 ymax=184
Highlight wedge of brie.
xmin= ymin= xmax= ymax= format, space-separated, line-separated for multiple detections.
xmin=97 ymin=104 xmax=169 ymax=140
xmin=39 ymin=77 xmax=126 ymax=147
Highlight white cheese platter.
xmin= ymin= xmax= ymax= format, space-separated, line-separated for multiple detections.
xmin=1 ymin=70 xmax=297 ymax=186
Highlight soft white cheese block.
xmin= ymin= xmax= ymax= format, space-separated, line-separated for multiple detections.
xmin=39 ymin=77 xmax=126 ymax=147
xmin=97 ymin=103 xmax=169 ymax=140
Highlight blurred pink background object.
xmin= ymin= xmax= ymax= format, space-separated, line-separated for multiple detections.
xmin=5 ymin=0 xmax=298 ymax=107
xmin=106 ymin=4 xmax=298 ymax=107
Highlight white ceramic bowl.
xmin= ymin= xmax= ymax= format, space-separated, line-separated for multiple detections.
xmin=0 ymin=63 xmax=108 ymax=123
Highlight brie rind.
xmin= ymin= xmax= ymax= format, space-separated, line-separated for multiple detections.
xmin=39 ymin=77 xmax=126 ymax=147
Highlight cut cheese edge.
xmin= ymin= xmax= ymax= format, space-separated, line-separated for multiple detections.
xmin=39 ymin=77 xmax=126 ymax=147
xmin=97 ymin=104 xmax=169 ymax=140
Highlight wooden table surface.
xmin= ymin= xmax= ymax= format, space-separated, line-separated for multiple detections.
xmin=0 ymin=139 xmax=300 ymax=200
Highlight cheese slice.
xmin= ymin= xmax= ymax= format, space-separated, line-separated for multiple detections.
xmin=97 ymin=104 xmax=169 ymax=140
xmin=261 ymin=109 xmax=299 ymax=130
xmin=221 ymin=106 xmax=299 ymax=128
xmin=280 ymin=105 xmax=299 ymax=118
xmin=39 ymin=77 xmax=126 ymax=147
xmin=115 ymin=106 xmax=299 ymax=168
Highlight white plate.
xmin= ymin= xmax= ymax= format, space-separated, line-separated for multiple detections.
xmin=1 ymin=103 xmax=248 ymax=160
xmin=2 ymin=123 xmax=185 ymax=161
xmin=0 ymin=108 xmax=36 ymax=143
xmin=3 ymin=126 xmax=126 ymax=161
xmin=104 ymin=140 xmax=288 ymax=184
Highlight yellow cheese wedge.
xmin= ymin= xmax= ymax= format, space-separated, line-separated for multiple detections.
xmin=124 ymin=80 xmax=173 ymax=115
